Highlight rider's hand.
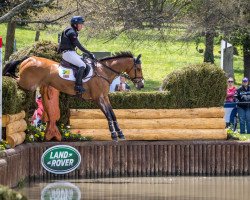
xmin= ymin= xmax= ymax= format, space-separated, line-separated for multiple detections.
xmin=89 ymin=53 xmax=96 ymax=60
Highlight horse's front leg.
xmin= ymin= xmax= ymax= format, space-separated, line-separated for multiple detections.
xmin=97 ymin=97 xmax=118 ymax=141
xmin=109 ymin=109 xmax=125 ymax=140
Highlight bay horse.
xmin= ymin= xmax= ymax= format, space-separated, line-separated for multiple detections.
xmin=3 ymin=52 xmax=144 ymax=141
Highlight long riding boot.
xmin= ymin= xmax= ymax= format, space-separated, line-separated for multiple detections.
xmin=74 ymin=67 xmax=86 ymax=95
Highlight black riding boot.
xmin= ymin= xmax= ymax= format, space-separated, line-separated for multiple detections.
xmin=74 ymin=67 xmax=86 ymax=94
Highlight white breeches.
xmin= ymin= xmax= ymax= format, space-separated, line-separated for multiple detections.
xmin=62 ymin=51 xmax=86 ymax=68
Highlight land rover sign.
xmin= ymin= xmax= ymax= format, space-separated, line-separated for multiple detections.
xmin=41 ymin=145 xmax=81 ymax=174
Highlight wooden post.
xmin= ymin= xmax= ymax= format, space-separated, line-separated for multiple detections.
xmin=223 ymin=46 xmax=234 ymax=78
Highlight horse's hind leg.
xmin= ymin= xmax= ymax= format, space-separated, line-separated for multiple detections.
xmin=40 ymin=85 xmax=62 ymax=141
xmin=97 ymin=97 xmax=118 ymax=141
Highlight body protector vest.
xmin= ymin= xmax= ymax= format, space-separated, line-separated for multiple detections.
xmin=58 ymin=27 xmax=78 ymax=52
xmin=58 ymin=27 xmax=91 ymax=55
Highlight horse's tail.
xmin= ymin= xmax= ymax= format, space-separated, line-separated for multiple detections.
xmin=3 ymin=56 xmax=29 ymax=78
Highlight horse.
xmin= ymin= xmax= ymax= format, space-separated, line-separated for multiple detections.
xmin=3 ymin=52 xmax=144 ymax=141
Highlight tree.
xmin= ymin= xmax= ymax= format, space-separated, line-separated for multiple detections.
xmin=219 ymin=0 xmax=250 ymax=78
xmin=75 ymin=0 xmax=191 ymax=40
xmin=0 ymin=0 xmax=70 ymax=61
xmin=0 ymin=0 xmax=55 ymax=23
xmin=183 ymin=0 xmax=226 ymax=64
xmin=4 ymin=20 xmax=16 ymax=61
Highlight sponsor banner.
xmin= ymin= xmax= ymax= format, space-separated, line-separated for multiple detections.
xmin=41 ymin=145 xmax=81 ymax=174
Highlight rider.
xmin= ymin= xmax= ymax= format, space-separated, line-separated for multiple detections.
xmin=58 ymin=16 xmax=95 ymax=94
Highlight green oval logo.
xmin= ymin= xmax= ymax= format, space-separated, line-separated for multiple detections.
xmin=41 ymin=145 xmax=81 ymax=174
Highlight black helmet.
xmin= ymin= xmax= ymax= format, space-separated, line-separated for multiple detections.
xmin=70 ymin=16 xmax=85 ymax=25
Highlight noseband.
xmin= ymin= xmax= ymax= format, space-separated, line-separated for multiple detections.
xmin=126 ymin=58 xmax=144 ymax=84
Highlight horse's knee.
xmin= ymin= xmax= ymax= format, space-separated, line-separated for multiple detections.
xmin=18 ymin=78 xmax=38 ymax=91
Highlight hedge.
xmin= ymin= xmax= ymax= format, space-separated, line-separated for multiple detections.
xmin=161 ymin=63 xmax=227 ymax=108
xmin=2 ymin=77 xmax=35 ymax=115
xmin=8 ymin=40 xmax=61 ymax=62
xmin=0 ymin=185 xmax=27 ymax=200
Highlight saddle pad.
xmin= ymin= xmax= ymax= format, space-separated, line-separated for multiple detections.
xmin=58 ymin=65 xmax=93 ymax=83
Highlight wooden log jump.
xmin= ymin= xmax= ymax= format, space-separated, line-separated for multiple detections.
xmin=69 ymin=108 xmax=227 ymax=140
xmin=6 ymin=132 xmax=26 ymax=148
xmin=71 ymin=129 xmax=226 ymax=140
xmin=70 ymin=108 xmax=224 ymax=119
xmin=70 ymin=118 xmax=225 ymax=129
xmin=6 ymin=119 xmax=27 ymax=135
xmin=2 ymin=111 xmax=27 ymax=147
xmin=2 ymin=111 xmax=25 ymax=127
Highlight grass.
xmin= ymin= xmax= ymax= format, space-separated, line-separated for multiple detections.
xmin=227 ymin=129 xmax=250 ymax=141
xmin=0 ymin=24 xmax=244 ymax=91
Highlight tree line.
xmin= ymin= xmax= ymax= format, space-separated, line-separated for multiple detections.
xmin=0 ymin=0 xmax=249 ymax=77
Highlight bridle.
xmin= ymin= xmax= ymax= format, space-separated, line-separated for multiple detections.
xmin=94 ymin=55 xmax=144 ymax=84
xmin=126 ymin=56 xmax=144 ymax=83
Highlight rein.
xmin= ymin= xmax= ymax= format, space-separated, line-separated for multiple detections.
xmin=93 ymin=58 xmax=143 ymax=84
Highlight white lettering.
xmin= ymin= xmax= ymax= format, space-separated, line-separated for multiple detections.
xmin=51 ymin=160 xmax=57 ymax=167
xmin=50 ymin=159 xmax=74 ymax=167
xmin=56 ymin=160 xmax=61 ymax=166
xmin=59 ymin=151 xmax=69 ymax=158
xmin=50 ymin=188 xmax=74 ymax=200
xmin=50 ymin=151 xmax=69 ymax=159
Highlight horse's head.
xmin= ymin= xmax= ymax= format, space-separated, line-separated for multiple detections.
xmin=126 ymin=54 xmax=144 ymax=90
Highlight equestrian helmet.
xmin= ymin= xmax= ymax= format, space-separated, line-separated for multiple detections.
xmin=70 ymin=16 xmax=85 ymax=25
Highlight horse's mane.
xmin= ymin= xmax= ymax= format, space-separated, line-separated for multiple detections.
xmin=99 ymin=51 xmax=134 ymax=61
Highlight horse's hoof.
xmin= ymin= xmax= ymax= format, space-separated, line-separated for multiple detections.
xmin=111 ymin=132 xmax=118 ymax=141
xmin=117 ymin=131 xmax=126 ymax=140
xmin=54 ymin=134 xmax=62 ymax=142
xmin=45 ymin=133 xmax=53 ymax=141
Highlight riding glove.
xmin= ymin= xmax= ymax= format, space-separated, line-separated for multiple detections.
xmin=89 ymin=53 xmax=96 ymax=60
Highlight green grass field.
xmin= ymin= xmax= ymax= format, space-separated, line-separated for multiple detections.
xmin=0 ymin=24 xmax=244 ymax=91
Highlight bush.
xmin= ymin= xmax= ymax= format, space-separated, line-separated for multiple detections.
xmin=2 ymin=76 xmax=35 ymax=115
xmin=67 ymin=91 xmax=173 ymax=109
xmin=0 ymin=185 xmax=27 ymax=200
xmin=2 ymin=77 xmax=19 ymax=114
xmin=161 ymin=63 xmax=227 ymax=108
xmin=8 ymin=40 xmax=61 ymax=62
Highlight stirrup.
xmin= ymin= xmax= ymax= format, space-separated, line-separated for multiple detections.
xmin=74 ymin=85 xmax=85 ymax=94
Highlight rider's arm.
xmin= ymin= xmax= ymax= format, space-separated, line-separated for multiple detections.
xmin=67 ymin=32 xmax=91 ymax=54
xmin=71 ymin=37 xmax=90 ymax=54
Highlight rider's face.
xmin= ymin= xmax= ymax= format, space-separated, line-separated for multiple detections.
xmin=76 ymin=24 xmax=83 ymax=31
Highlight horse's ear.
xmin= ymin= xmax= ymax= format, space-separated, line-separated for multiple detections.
xmin=136 ymin=54 xmax=142 ymax=63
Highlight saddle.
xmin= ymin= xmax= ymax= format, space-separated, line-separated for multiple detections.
xmin=58 ymin=58 xmax=94 ymax=83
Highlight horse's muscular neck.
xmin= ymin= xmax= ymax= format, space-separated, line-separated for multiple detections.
xmin=100 ymin=57 xmax=134 ymax=83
